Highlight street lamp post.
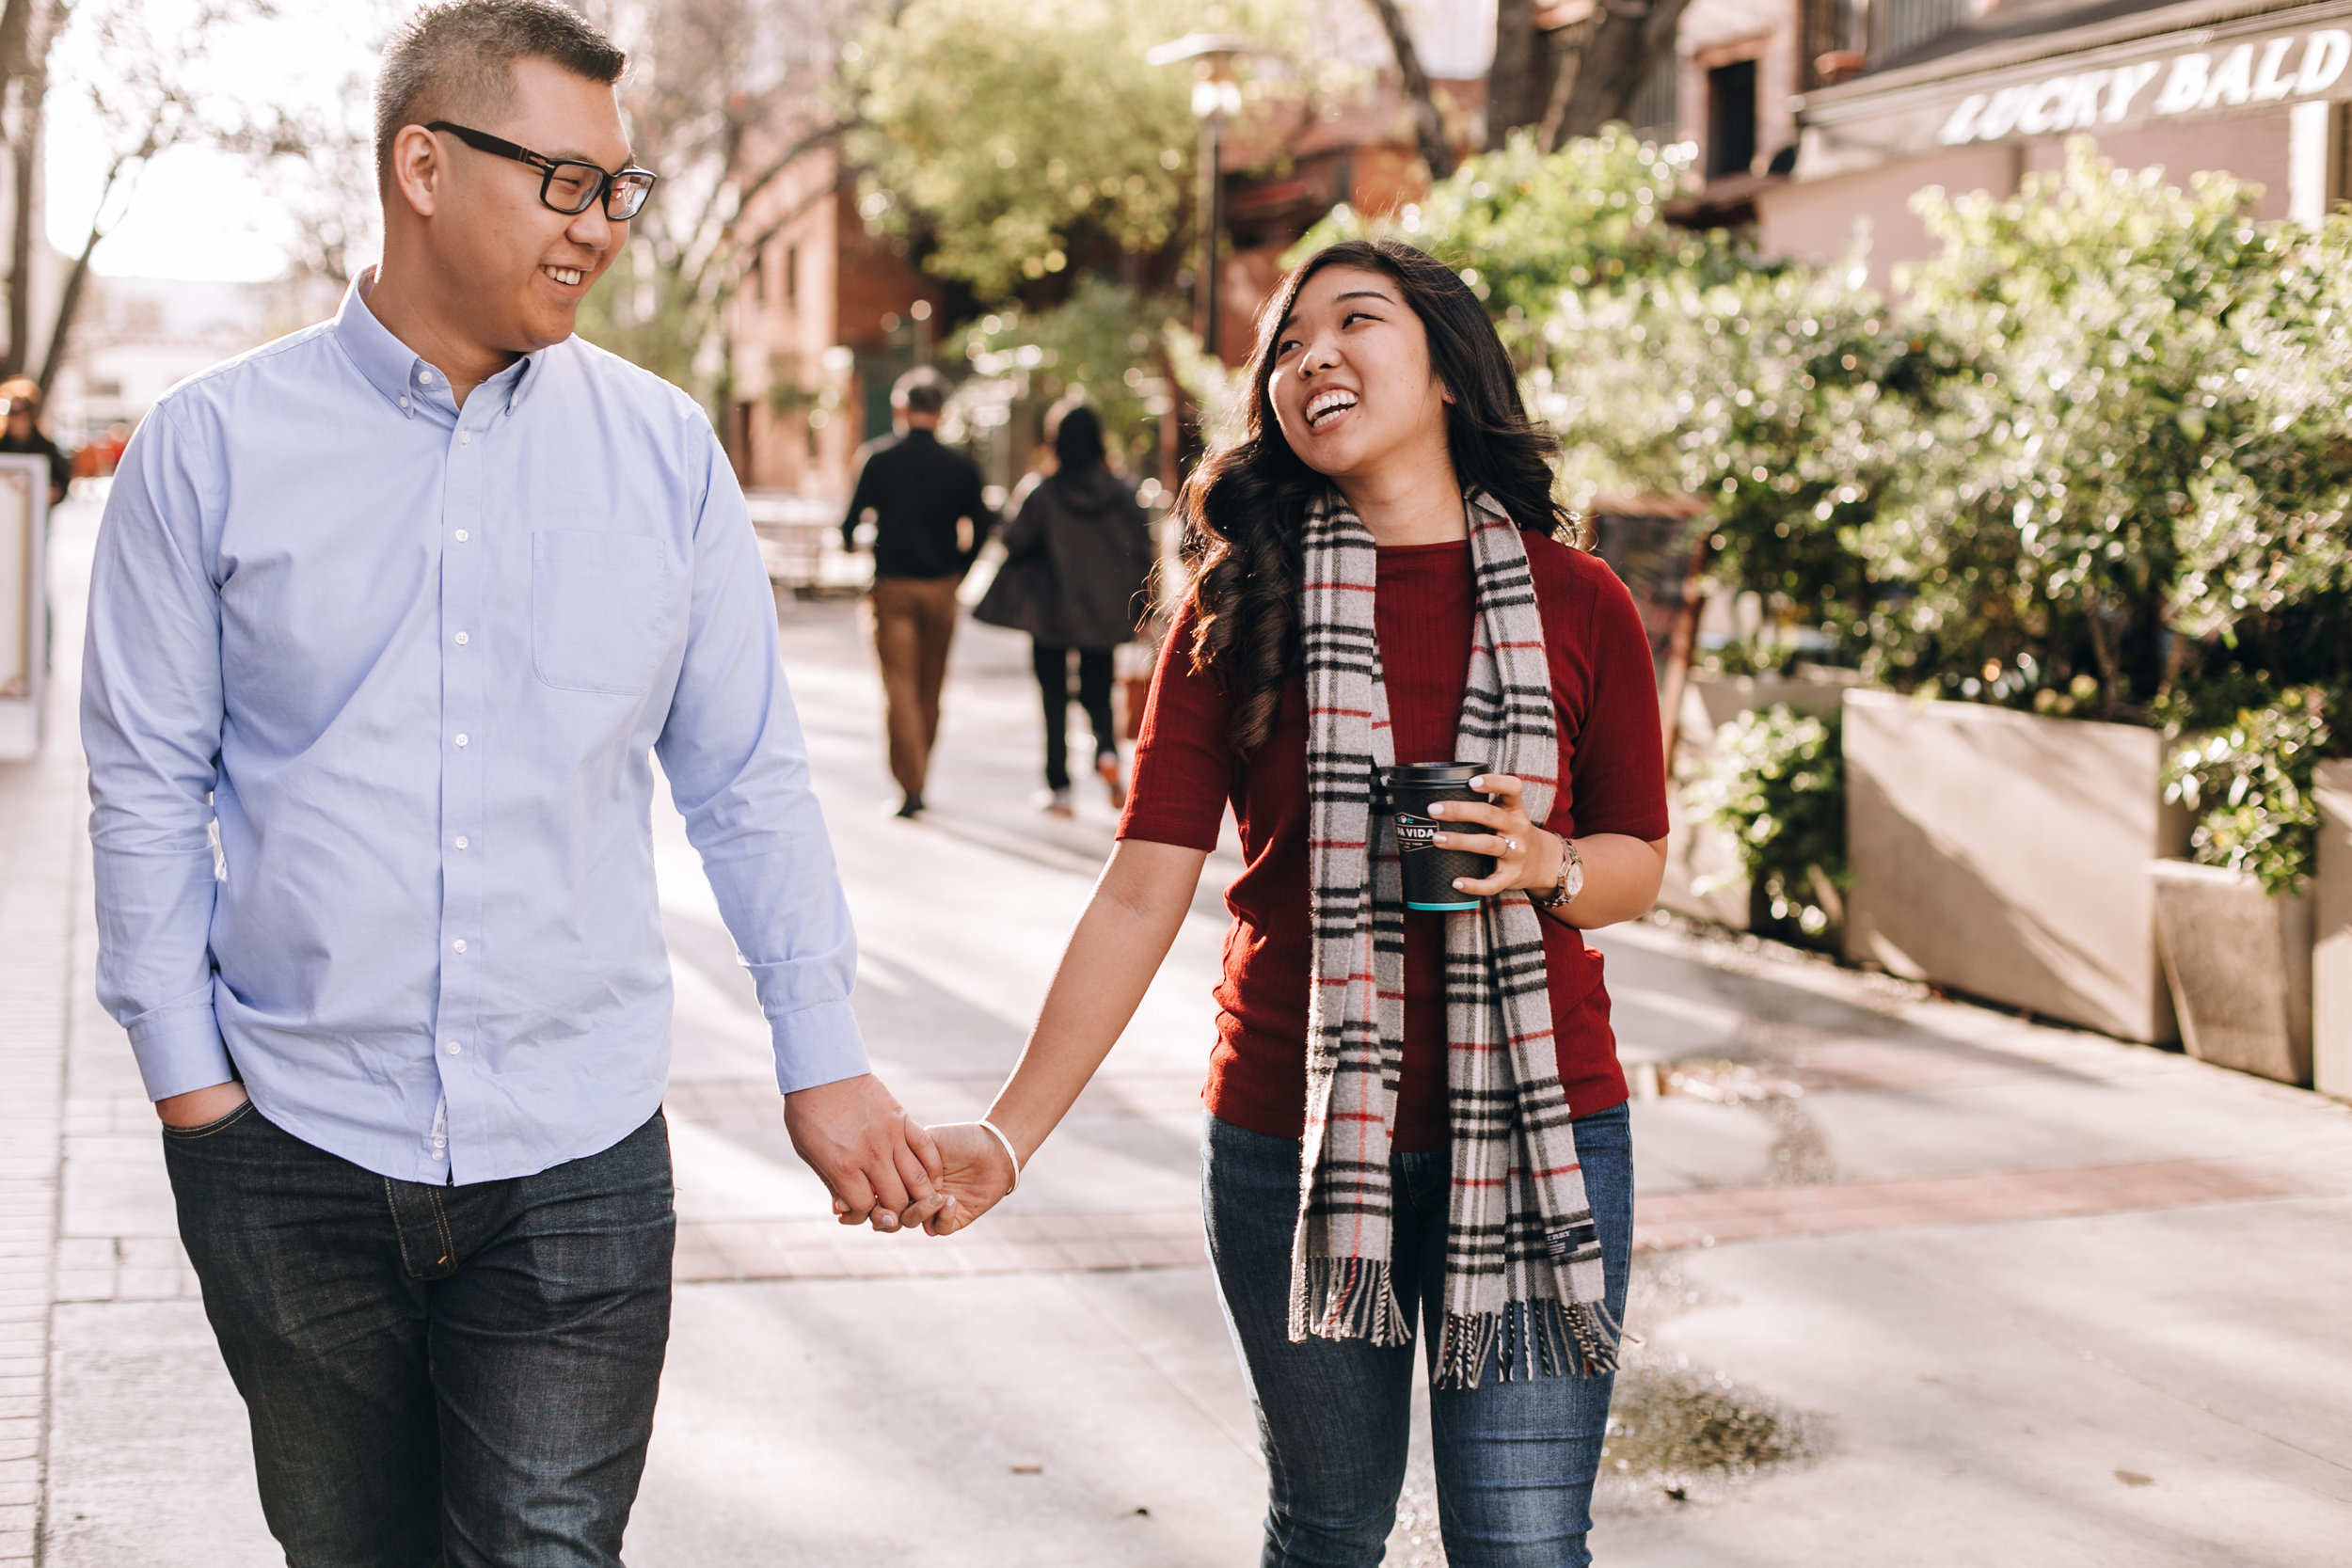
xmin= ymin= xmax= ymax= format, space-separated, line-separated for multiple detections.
xmin=1150 ymin=34 xmax=1248 ymax=356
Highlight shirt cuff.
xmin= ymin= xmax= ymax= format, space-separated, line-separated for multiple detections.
xmin=770 ymin=998 xmax=871 ymax=1095
xmin=126 ymin=999 xmax=235 ymax=1102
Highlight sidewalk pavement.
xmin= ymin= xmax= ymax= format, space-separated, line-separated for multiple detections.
xmin=8 ymin=490 xmax=2352 ymax=1565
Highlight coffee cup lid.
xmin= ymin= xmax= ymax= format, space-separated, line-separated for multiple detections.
xmin=1382 ymin=762 xmax=1484 ymax=786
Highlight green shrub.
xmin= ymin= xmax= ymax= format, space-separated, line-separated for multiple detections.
xmin=2163 ymin=687 xmax=2330 ymax=895
xmin=1685 ymin=705 xmax=1848 ymax=942
xmin=1864 ymin=143 xmax=2281 ymax=720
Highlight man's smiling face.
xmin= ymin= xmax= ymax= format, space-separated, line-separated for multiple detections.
xmin=429 ymin=55 xmax=632 ymax=355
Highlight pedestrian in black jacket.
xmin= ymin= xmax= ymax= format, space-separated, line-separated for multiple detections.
xmin=991 ymin=405 xmax=1154 ymax=816
xmin=841 ymin=367 xmax=997 ymax=816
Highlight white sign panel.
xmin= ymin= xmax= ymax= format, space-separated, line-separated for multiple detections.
xmin=1939 ymin=26 xmax=2352 ymax=145
xmin=0 ymin=454 xmax=49 ymax=759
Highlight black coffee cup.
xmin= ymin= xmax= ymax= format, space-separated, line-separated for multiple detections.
xmin=1382 ymin=762 xmax=1494 ymax=912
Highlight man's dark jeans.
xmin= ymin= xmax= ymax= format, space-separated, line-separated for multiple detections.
xmin=163 ymin=1101 xmax=675 ymax=1568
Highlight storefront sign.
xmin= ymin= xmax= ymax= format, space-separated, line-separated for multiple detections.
xmin=1940 ymin=26 xmax=2351 ymax=145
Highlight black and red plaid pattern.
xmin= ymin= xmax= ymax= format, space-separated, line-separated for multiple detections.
xmin=1289 ymin=490 xmax=1616 ymax=1388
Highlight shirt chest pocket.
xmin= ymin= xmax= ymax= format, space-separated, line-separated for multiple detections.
xmin=532 ymin=531 xmax=678 ymax=695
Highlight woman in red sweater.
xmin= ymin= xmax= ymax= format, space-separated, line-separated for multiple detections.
xmin=922 ymin=240 xmax=1669 ymax=1566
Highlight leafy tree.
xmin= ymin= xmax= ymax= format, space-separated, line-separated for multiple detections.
xmin=846 ymin=0 xmax=1295 ymax=303
xmin=958 ymin=278 xmax=1179 ymax=472
xmin=1299 ymin=129 xmax=1740 ymax=328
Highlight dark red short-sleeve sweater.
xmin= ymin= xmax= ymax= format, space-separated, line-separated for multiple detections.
xmin=1116 ymin=531 xmax=1670 ymax=1151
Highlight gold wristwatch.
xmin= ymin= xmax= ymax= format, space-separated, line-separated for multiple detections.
xmin=1533 ymin=831 xmax=1583 ymax=910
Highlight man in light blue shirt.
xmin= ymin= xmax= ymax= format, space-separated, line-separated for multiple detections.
xmin=81 ymin=3 xmax=939 ymax=1559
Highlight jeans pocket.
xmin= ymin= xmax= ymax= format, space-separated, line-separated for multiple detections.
xmin=160 ymin=1099 xmax=257 ymax=1140
xmin=532 ymin=530 xmax=678 ymax=695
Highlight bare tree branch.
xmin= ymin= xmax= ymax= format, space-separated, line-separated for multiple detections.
xmin=1362 ymin=0 xmax=1455 ymax=182
xmin=1486 ymin=0 xmax=1544 ymax=150
xmin=0 ymin=0 xmax=63 ymax=375
xmin=1543 ymin=0 xmax=1693 ymax=150
xmin=39 ymin=0 xmax=263 ymax=394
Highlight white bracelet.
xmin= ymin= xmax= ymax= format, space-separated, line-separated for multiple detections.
xmin=977 ymin=1117 xmax=1024 ymax=1196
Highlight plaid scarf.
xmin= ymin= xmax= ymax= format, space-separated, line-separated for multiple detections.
xmin=1289 ymin=487 xmax=1617 ymax=1389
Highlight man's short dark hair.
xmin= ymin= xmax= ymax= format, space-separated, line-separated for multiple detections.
xmin=373 ymin=0 xmax=628 ymax=187
xmin=892 ymin=367 xmax=950 ymax=417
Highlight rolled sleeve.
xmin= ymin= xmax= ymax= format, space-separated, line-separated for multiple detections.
xmin=766 ymin=997 xmax=869 ymax=1094
xmin=123 ymin=990 xmax=235 ymax=1101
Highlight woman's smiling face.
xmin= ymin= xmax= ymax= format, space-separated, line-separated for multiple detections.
xmin=1266 ymin=264 xmax=1453 ymax=482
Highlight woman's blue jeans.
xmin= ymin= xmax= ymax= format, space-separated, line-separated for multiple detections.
xmin=1203 ymin=1102 xmax=1634 ymax=1568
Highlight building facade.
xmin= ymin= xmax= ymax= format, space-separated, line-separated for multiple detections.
xmin=721 ymin=133 xmax=943 ymax=498
xmin=1755 ymin=0 xmax=2352 ymax=279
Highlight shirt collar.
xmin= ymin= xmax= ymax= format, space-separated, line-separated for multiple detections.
xmin=333 ymin=266 xmax=548 ymax=420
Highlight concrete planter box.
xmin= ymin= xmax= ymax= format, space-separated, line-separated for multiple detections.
xmin=1843 ymin=690 xmax=2189 ymax=1043
xmin=2149 ymin=862 xmax=2312 ymax=1085
xmin=1657 ymin=673 xmax=1854 ymax=930
xmin=2315 ymin=759 xmax=2352 ymax=1101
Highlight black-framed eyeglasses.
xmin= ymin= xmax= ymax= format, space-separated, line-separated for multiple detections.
xmin=424 ymin=121 xmax=659 ymax=221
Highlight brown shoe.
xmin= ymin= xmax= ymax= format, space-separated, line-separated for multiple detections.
xmin=1096 ymin=752 xmax=1126 ymax=810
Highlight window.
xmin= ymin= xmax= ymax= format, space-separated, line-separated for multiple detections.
xmin=785 ymin=245 xmax=800 ymax=304
xmin=1707 ymin=59 xmax=1758 ymax=181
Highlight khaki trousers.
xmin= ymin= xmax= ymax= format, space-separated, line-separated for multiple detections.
xmin=865 ymin=575 xmax=961 ymax=801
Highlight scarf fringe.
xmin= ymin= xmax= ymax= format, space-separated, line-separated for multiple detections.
xmin=1290 ymin=1257 xmax=1412 ymax=1348
xmin=1435 ymin=1298 xmax=1623 ymax=1390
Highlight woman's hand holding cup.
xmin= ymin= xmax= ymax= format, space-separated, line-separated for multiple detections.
xmin=1427 ymin=773 xmax=1562 ymax=900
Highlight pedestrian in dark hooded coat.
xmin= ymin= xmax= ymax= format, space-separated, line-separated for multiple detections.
xmin=988 ymin=404 xmax=1155 ymax=815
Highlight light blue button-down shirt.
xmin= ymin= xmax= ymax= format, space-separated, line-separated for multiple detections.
xmin=83 ymin=274 xmax=867 ymax=1184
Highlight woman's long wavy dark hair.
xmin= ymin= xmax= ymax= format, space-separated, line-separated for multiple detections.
xmin=1179 ymin=238 xmax=1573 ymax=755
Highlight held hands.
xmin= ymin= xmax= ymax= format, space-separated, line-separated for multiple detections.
xmin=909 ymin=1121 xmax=1022 ymax=1237
xmin=1425 ymin=773 xmax=1565 ymax=900
xmin=783 ymin=1073 xmax=946 ymax=1233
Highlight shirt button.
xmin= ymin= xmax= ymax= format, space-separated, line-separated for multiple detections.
xmin=430 ymin=1148 xmax=444 ymax=1161
xmin=453 ymin=734 xmax=469 ymax=748
xmin=452 ymin=939 xmax=467 ymax=954
xmin=454 ymin=631 xmax=469 ymax=645
xmin=446 ymin=1040 xmax=462 ymax=1053
xmin=434 ymin=1137 xmax=448 ymax=1148
xmin=419 ymin=369 xmax=435 ymax=385
xmin=459 ymin=432 xmax=471 ymax=446
xmin=399 ymin=396 xmax=411 ymax=409
xmin=453 ymin=530 xmax=469 ymax=542
xmin=453 ymin=835 xmax=469 ymax=849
